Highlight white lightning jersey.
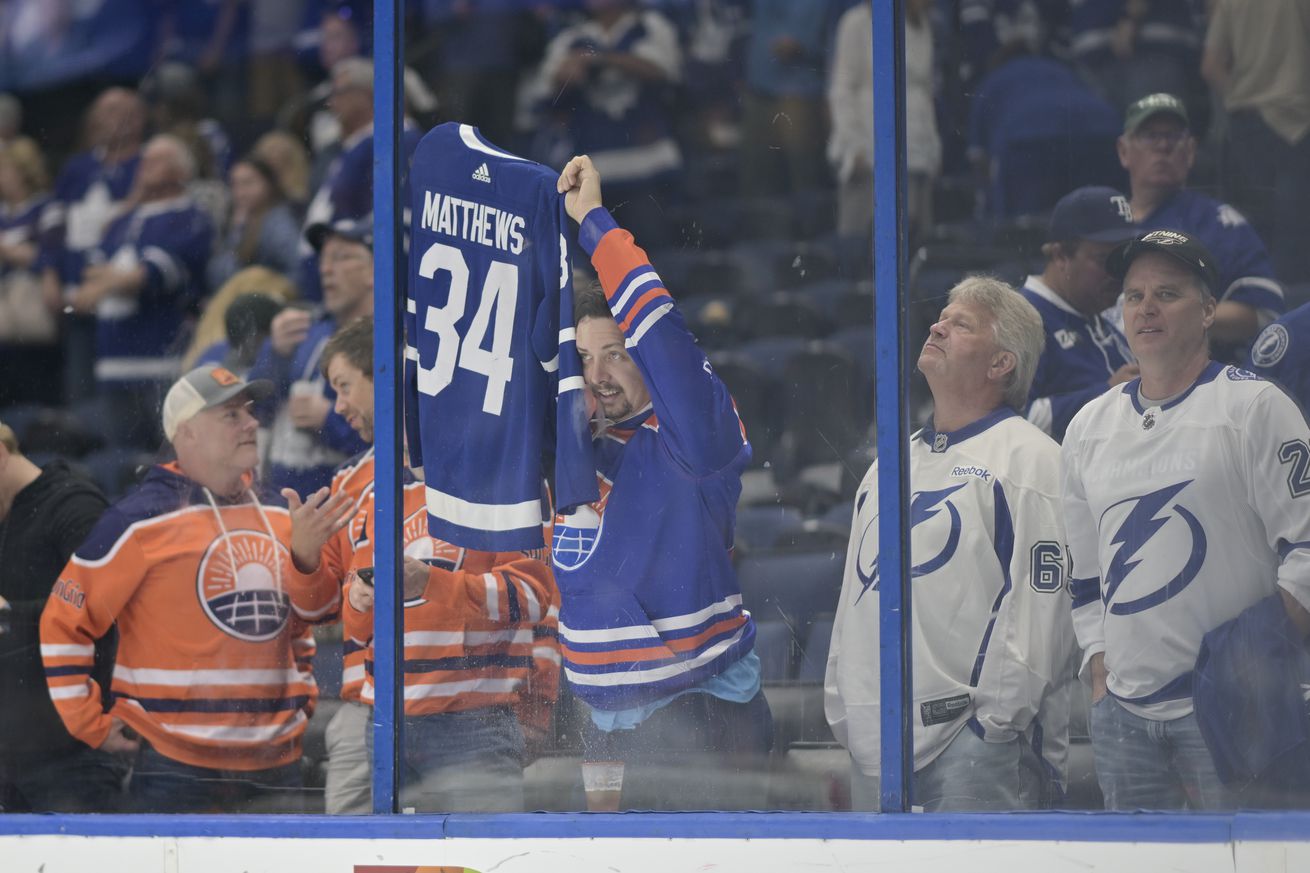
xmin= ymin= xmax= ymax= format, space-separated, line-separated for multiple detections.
xmin=1062 ymin=362 xmax=1310 ymax=720
xmin=825 ymin=409 xmax=1076 ymax=786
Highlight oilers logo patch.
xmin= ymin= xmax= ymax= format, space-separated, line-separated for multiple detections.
xmin=197 ymin=530 xmax=291 ymax=641
xmin=552 ymin=477 xmax=612 ymax=571
xmin=552 ymin=504 xmax=603 ymax=570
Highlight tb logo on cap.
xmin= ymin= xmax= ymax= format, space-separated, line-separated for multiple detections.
xmin=1111 ymin=196 xmax=1132 ymax=222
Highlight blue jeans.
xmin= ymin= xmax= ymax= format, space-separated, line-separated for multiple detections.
xmin=1090 ymin=696 xmax=1232 ymax=810
xmin=130 ymin=745 xmax=305 ymax=813
xmin=0 ymin=745 xmax=128 ymax=813
xmin=849 ymin=726 xmax=1039 ymax=812
xmin=367 ymin=705 xmax=525 ymax=813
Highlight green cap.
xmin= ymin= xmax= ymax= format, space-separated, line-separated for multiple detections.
xmin=1124 ymin=92 xmax=1189 ymax=135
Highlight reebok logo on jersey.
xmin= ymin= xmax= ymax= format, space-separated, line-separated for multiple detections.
xmin=1054 ymin=329 xmax=1078 ymax=350
xmin=950 ymin=465 xmax=991 ymax=482
xmin=472 ymin=162 xmax=492 ymax=183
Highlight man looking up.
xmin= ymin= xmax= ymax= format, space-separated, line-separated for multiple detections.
xmin=826 ymin=276 xmax=1076 ymax=811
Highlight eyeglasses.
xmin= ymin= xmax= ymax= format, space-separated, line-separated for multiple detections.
xmin=1131 ymin=129 xmax=1189 ymax=149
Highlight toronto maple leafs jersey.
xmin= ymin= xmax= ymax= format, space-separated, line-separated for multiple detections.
xmin=1138 ymin=191 xmax=1284 ymax=322
xmin=1062 ymin=363 xmax=1310 ymax=720
xmin=90 ymin=195 xmax=213 ymax=383
xmin=550 ymin=208 xmax=756 ymax=711
xmin=37 ymin=149 xmax=140 ymax=288
xmin=1022 ymin=275 xmax=1134 ymax=442
xmin=405 ymin=123 xmax=596 ymax=551
xmin=1246 ymin=302 xmax=1310 ymax=417
xmin=825 ymin=409 xmax=1075 ymax=784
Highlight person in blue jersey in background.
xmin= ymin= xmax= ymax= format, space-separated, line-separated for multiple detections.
xmin=248 ymin=216 xmax=369 ymax=497
xmin=554 ymin=154 xmax=771 ymax=812
xmin=827 ymin=276 xmax=1076 ymax=812
xmin=1022 ymin=186 xmax=1140 ymax=442
xmin=1115 ymin=93 xmax=1284 ymax=356
xmin=1245 ymin=302 xmax=1310 ymax=420
xmin=37 ymin=87 xmax=146 ymax=405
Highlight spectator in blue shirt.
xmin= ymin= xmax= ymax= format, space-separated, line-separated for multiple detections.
xmin=1022 ymin=186 xmax=1140 ymax=441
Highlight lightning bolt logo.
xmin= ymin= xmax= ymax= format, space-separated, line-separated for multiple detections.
xmin=855 ymin=482 xmax=967 ymax=604
xmin=1101 ymin=480 xmax=1207 ymax=615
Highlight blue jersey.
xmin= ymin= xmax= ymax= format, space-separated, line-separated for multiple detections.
xmin=38 ymin=150 xmax=139 ymax=287
xmin=1022 ymin=276 xmax=1134 ymax=442
xmin=551 ymin=208 xmax=755 ymax=711
xmin=91 ymin=196 xmax=212 ymax=384
xmin=298 ymin=123 xmax=421 ymax=301
xmin=405 ymin=123 xmax=595 ymax=551
xmin=1246 ymin=302 xmax=1310 ymax=417
xmin=1138 ymin=190 xmax=1284 ymax=320
xmin=0 ymin=194 xmax=53 ymax=274
xmin=248 ymin=316 xmax=368 ymax=497
xmin=1068 ymin=0 xmax=1203 ymax=65
xmin=532 ymin=10 xmax=683 ymax=185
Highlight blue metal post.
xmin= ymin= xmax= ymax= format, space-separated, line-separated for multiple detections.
xmin=371 ymin=0 xmax=404 ymax=815
xmin=871 ymin=0 xmax=912 ymax=813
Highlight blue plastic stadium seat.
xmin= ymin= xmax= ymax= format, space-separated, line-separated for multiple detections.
xmin=736 ymin=550 xmax=846 ymax=630
xmin=732 ymin=292 xmax=834 ymax=342
xmin=735 ymin=504 xmax=806 ymax=552
xmin=735 ymin=335 xmax=807 ymax=380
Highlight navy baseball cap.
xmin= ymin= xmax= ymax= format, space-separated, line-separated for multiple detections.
xmin=1048 ymin=186 xmax=1137 ymax=243
xmin=1106 ymin=229 xmax=1221 ymax=292
xmin=306 ymin=215 xmax=373 ymax=252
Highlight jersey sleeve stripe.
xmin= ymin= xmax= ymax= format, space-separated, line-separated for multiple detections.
xmin=48 ymin=684 xmax=91 ymax=700
xmin=618 ymin=288 xmax=673 ymax=333
xmin=424 ymin=484 xmax=541 ymax=532
xmin=626 ymin=302 xmax=674 ymax=347
xmin=483 ymin=573 xmax=501 ymax=621
xmin=558 ymin=375 xmax=586 ymax=395
xmin=564 ymin=624 xmax=748 ymax=687
xmin=610 ymin=269 xmax=661 ymax=314
xmin=41 ymin=643 xmax=95 ymax=658
xmin=1070 ymin=576 xmax=1100 ymax=608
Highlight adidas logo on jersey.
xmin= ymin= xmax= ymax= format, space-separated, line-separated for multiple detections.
xmin=472 ymin=162 xmax=492 ymax=183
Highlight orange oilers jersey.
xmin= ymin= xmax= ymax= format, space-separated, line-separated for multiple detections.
xmin=40 ymin=464 xmax=317 ymax=772
xmin=284 ymin=449 xmax=379 ymax=702
xmin=338 ymin=473 xmax=561 ymax=722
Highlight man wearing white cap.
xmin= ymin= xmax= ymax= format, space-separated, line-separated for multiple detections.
xmin=41 ymin=363 xmax=324 ymax=813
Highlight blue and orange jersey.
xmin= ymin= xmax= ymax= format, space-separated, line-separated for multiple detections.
xmin=40 ymin=463 xmax=317 ymax=772
xmin=551 ymin=208 xmax=755 ymax=711
xmin=288 ymin=454 xmax=560 ymax=725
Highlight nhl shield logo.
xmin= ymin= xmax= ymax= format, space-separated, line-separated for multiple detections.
xmin=197 ymin=530 xmax=291 ymax=641
xmin=553 ymin=504 xmax=603 ymax=571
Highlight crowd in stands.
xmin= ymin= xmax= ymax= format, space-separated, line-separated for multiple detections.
xmin=1 ymin=0 xmax=1309 ymax=816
